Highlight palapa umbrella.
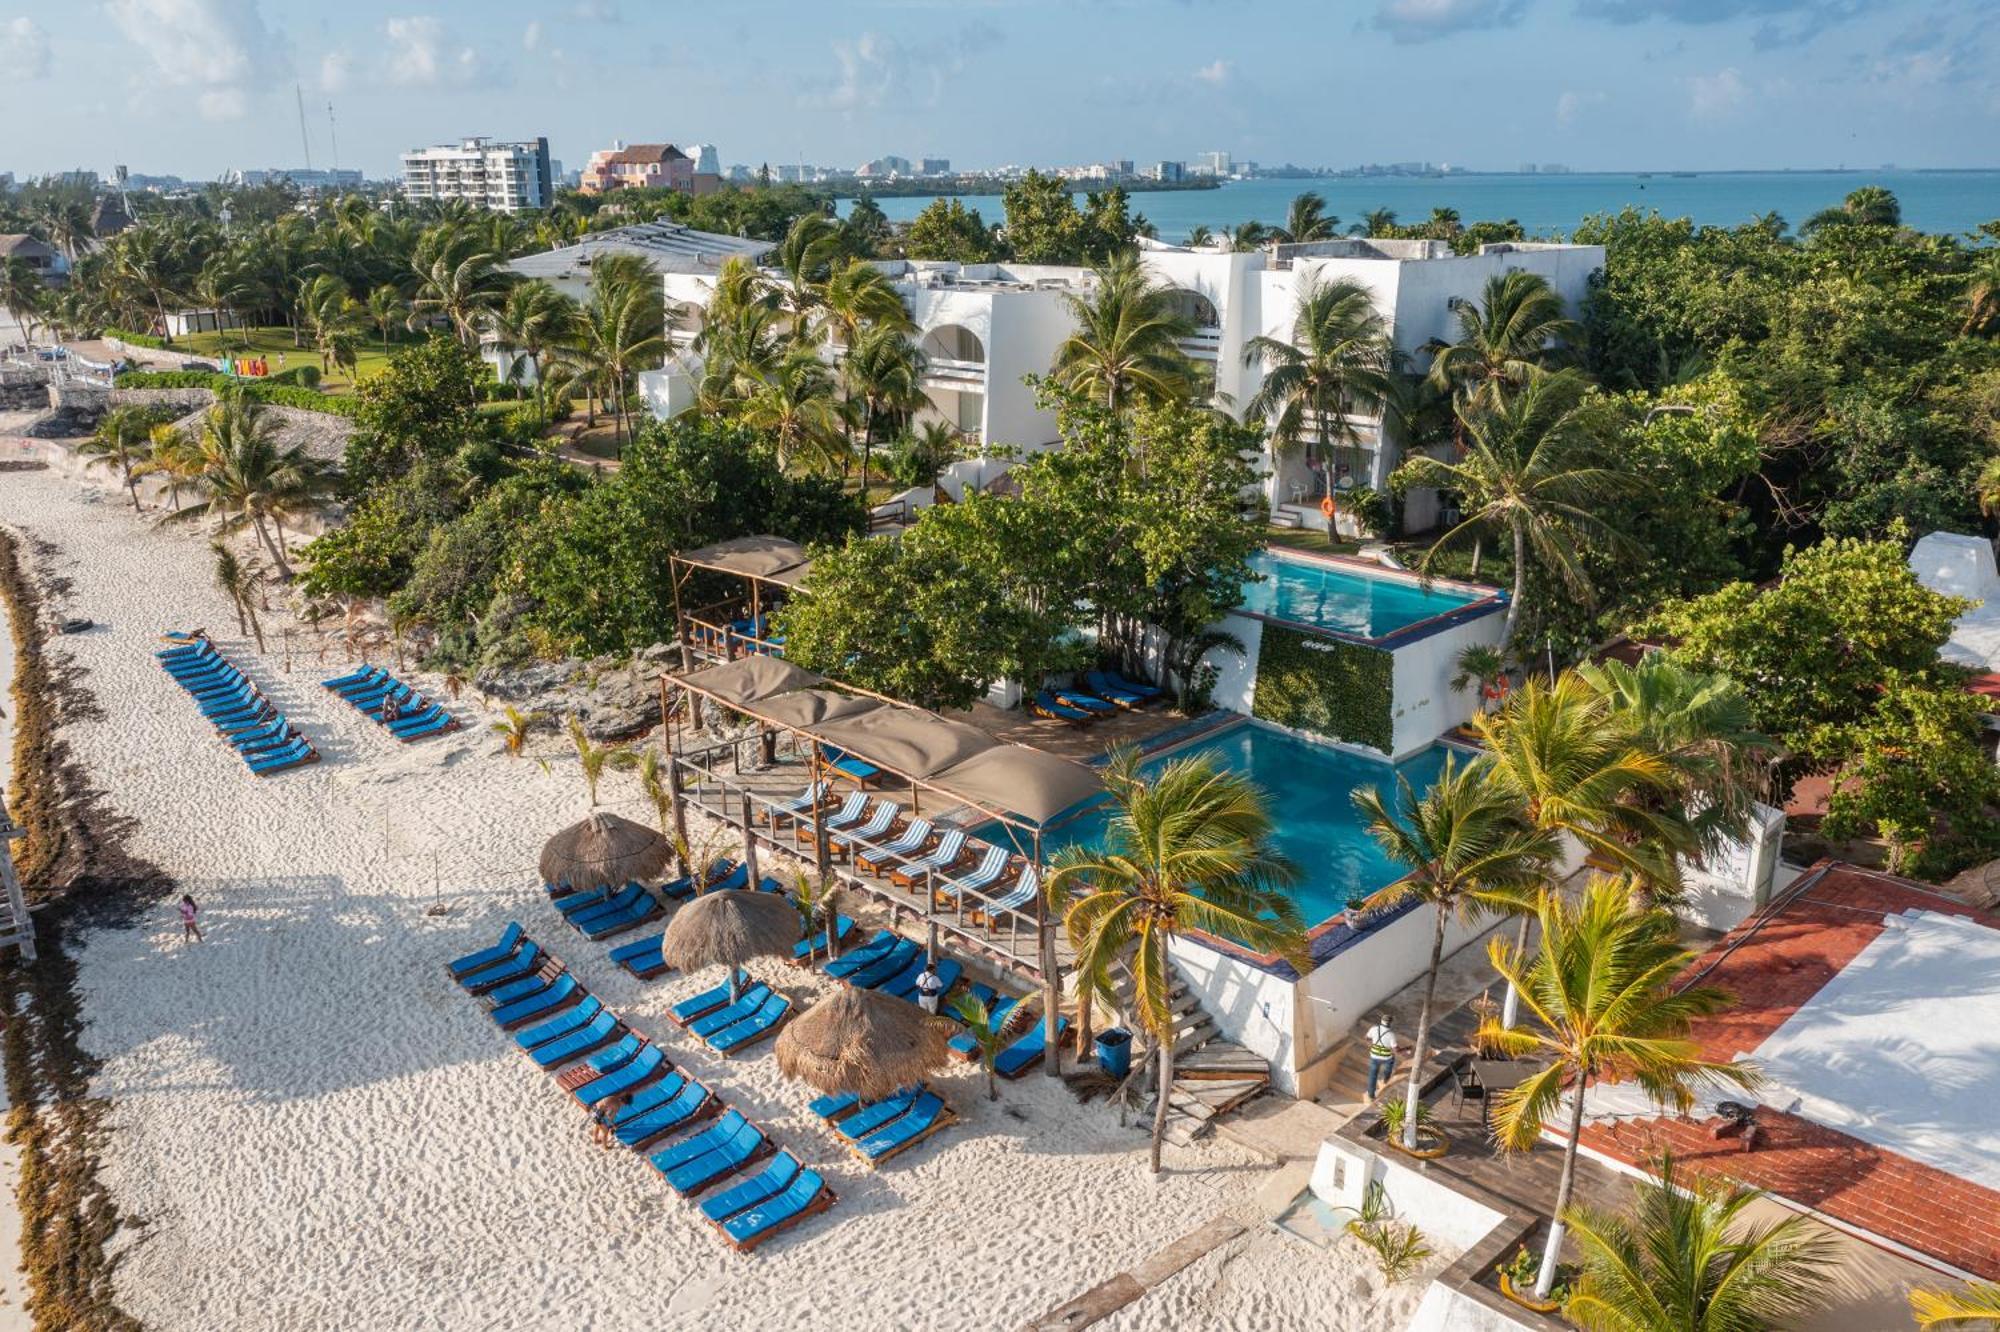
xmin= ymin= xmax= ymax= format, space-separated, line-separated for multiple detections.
xmin=539 ymin=811 xmax=675 ymax=895
xmin=775 ymin=984 xmax=955 ymax=1102
xmin=660 ymin=887 xmax=801 ymax=1001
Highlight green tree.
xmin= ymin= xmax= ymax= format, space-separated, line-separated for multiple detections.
xmin=78 ymin=405 xmax=155 ymax=510
xmin=297 ymin=272 xmax=365 ymax=380
xmin=1354 ymin=754 xmax=1556 ymax=1149
xmin=490 ymin=279 xmax=577 ymax=422
xmin=0 ymin=258 xmax=45 ymax=340
xmin=570 ymin=264 xmax=667 ymax=447
xmin=1275 ymin=191 xmax=1337 ymax=243
xmin=1424 ymin=270 xmax=1579 ymax=419
xmin=209 ymin=540 xmax=265 ymax=651
xmin=1802 ymin=184 xmax=1902 ymax=233
xmin=1049 ymin=746 xmax=1308 ymax=1173
xmin=1396 ymin=371 xmax=1637 ymax=649
xmin=1242 ymin=272 xmax=1395 ymax=486
xmin=1819 ymin=677 xmax=2000 ymax=875
xmin=904 ymin=198 xmax=1000 ymax=263
xmin=1911 ymin=1282 xmax=2000 ymax=1329
xmin=409 ymin=226 xmax=512 ymax=342
xmin=948 ymin=990 xmax=1039 ymax=1103
xmin=344 ymin=336 xmax=488 ymax=489
xmin=1563 ymin=1152 xmax=1837 ymax=1332
xmin=740 ymin=348 xmax=851 ymax=472
xmin=1050 ymin=252 xmax=1196 ymax=411
xmin=367 ymin=284 xmax=406 ymax=354
xmin=1002 ymin=170 xmax=1090 ymax=264
xmin=842 ymin=325 xmax=924 ymax=494
xmin=168 ymin=391 xmax=335 ymax=577
xmin=1481 ymin=882 xmax=1756 ymax=1299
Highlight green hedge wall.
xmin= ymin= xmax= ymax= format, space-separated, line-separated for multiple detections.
xmin=113 ymin=371 xmax=361 ymax=418
xmin=1251 ymin=623 xmax=1394 ymax=752
xmin=103 ymin=327 xmax=168 ymax=349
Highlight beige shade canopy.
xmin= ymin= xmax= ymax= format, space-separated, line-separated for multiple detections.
xmin=659 ymin=888 xmax=802 ymax=974
xmin=811 ymin=709 xmax=999 ymax=780
xmin=756 ymin=689 xmax=883 ymax=731
xmin=677 ymin=534 xmax=810 ymax=580
xmin=538 ymin=811 xmax=676 ymax=893
xmin=929 ymin=744 xmax=1107 ymax=829
xmin=677 ymin=656 xmax=825 ymax=708
xmin=765 ymin=559 xmax=815 ymax=588
xmin=774 ymin=983 xmax=957 ymax=1101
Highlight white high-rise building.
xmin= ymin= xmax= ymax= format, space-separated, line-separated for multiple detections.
xmin=400 ymin=137 xmax=553 ymax=212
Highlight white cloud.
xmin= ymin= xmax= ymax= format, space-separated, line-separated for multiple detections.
xmin=318 ymin=49 xmax=351 ymax=94
xmin=1686 ymin=66 xmax=1748 ymax=120
xmin=1372 ymin=0 xmax=1529 ymax=44
xmin=1193 ymin=59 xmax=1232 ymax=86
xmin=1555 ymin=89 xmax=1606 ymax=124
xmin=105 ymin=0 xmax=288 ymax=122
xmin=523 ymin=20 xmax=543 ymax=52
xmin=807 ymin=23 xmax=1003 ymax=114
xmin=382 ymin=15 xmax=482 ymax=88
xmin=0 ymin=17 xmax=51 ymax=81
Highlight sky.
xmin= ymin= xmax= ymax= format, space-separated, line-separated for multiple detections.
xmin=0 ymin=0 xmax=1993 ymax=181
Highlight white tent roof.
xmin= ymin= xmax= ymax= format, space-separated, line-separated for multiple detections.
xmin=1909 ymin=532 xmax=2000 ymax=671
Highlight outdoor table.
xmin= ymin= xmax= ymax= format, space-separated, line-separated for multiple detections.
xmin=1469 ymin=1058 xmax=1542 ymax=1125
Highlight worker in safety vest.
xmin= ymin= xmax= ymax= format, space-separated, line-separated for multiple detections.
xmin=1365 ymin=1013 xmax=1398 ymax=1100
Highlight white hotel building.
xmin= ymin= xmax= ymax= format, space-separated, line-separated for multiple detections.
xmin=645 ymin=235 xmax=1602 ymax=531
xmin=400 ymin=137 xmax=554 ymax=214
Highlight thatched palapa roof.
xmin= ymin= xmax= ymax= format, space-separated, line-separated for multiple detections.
xmin=660 ymin=888 xmax=801 ymax=973
xmin=775 ymin=984 xmax=957 ymax=1101
xmin=539 ymin=811 xmax=674 ymax=893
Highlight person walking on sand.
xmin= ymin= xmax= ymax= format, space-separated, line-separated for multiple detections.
xmin=914 ymin=960 xmax=944 ymax=1015
xmin=594 ymin=1092 xmax=634 ymax=1149
xmin=179 ymin=894 xmax=202 ymax=945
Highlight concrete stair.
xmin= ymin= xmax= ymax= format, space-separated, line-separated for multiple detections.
xmin=1107 ymin=956 xmax=1269 ymax=1145
xmin=1269 ymin=504 xmax=1308 ymax=530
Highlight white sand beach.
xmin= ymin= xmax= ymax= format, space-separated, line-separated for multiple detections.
xmin=0 ymin=451 xmax=1442 ymax=1331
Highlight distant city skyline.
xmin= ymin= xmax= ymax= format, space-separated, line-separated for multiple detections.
xmin=0 ymin=1 xmax=1991 ymax=182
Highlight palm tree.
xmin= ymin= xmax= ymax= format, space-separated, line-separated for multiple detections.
xmin=109 ymin=226 xmax=184 ymax=342
xmin=1356 ymin=754 xmax=1557 ymax=1148
xmin=408 ymin=227 xmax=511 ymax=343
xmin=209 ymin=541 xmax=265 ymax=651
xmin=1962 ymin=252 xmax=2000 ymax=337
xmin=1048 ymin=745 xmax=1308 ymax=1174
xmin=491 ymin=706 xmax=539 ymax=757
xmin=78 ymin=405 xmax=154 ymax=510
xmin=1185 ymin=225 xmax=1214 ymax=249
xmin=566 ymin=716 xmax=632 ymax=807
xmin=1231 ymin=220 xmax=1270 ymax=253
xmin=1394 ymin=371 xmax=1636 ymax=650
xmin=569 ymin=269 xmax=667 ymax=447
xmin=1242 ymin=273 xmax=1394 ymax=488
xmin=740 ymin=349 xmax=851 ymax=472
xmin=1050 ymin=252 xmax=1197 ymax=412
xmin=490 ymin=279 xmax=577 ymax=422
xmin=0 ymin=258 xmax=46 ymax=341
xmin=1276 ymin=191 xmax=1337 ymax=244
xmin=1356 ymin=208 xmax=1399 ymax=238
xmin=134 ymin=422 xmax=203 ymax=510
xmin=1802 ymin=184 xmax=1901 ymax=232
xmin=1480 ymin=881 xmax=1757 ymax=1299
xmin=297 ymin=273 xmax=365 ymax=380
xmin=817 ymin=257 xmax=914 ymax=349
xmin=842 ymin=325 xmax=924 ymax=494
xmin=1911 ymin=1282 xmax=2000 ymax=1328
xmin=366 ymin=284 xmax=405 ymax=354
xmin=1575 ymin=655 xmax=1773 ymax=867
xmin=772 ymin=213 xmax=844 ymax=342
xmin=947 ymin=991 xmax=1037 ymax=1102
xmin=1423 ymin=207 xmax=1463 ymax=240
xmin=166 ymin=391 xmax=330 ymax=577
xmin=1562 ymin=1151 xmax=1837 ymax=1331
xmin=1424 ymin=270 xmax=1579 ymax=418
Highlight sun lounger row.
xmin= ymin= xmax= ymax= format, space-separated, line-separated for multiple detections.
xmin=1029 ymin=668 xmax=1165 ymax=727
xmin=809 ymin=1083 xmax=957 ymax=1167
xmin=319 ymin=664 xmax=461 ymax=742
xmin=665 ymin=976 xmax=797 ymax=1056
xmin=941 ymin=983 xmax=1068 ymax=1078
xmin=448 ymin=923 xmax=835 ymax=1251
xmin=156 ymin=635 xmax=319 ymax=775
xmin=820 ymin=929 xmax=965 ymax=1006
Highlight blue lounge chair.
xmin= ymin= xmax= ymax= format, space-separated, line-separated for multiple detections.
xmin=843 ymin=940 xmax=920 ymax=991
xmin=574 ymin=1043 xmax=669 ymax=1108
xmin=661 ymin=1116 xmax=768 ymax=1197
xmin=809 ymin=1091 xmax=862 ymax=1123
xmin=718 ymin=1167 xmax=833 ymax=1251
xmin=882 ymin=958 xmax=961 ymax=1006
xmin=521 ymin=1005 xmax=618 ymax=1067
xmin=790 ymin=915 xmax=854 ymax=963
xmin=817 ymin=744 xmax=881 ymax=787
xmin=949 ymin=996 xmax=1018 ymax=1059
xmin=700 ymin=1151 xmax=803 ymax=1225
xmin=995 ymin=1015 xmax=1069 ymax=1078
xmin=616 ymin=1075 xmax=716 ymax=1150
xmin=855 ymin=818 xmax=934 ymax=875
xmin=567 ymin=883 xmax=645 ymax=931
xmin=828 ymin=800 xmax=900 ymax=859
xmin=485 ymin=962 xmax=565 ymax=1008
xmin=320 ymin=664 xmax=382 ymax=690
xmin=225 ymin=719 xmax=290 ymax=751
xmin=669 ymin=981 xmax=734 ymax=1027
xmin=576 ymin=887 xmax=662 ymax=941
xmin=889 ymin=829 xmax=968 ymax=888
xmin=688 ymin=983 xmax=773 ymax=1039
xmin=553 ymin=1030 xmax=641 ymax=1090
xmin=705 ymin=992 xmax=791 ymax=1055
xmin=553 ymin=883 xmax=615 ymax=918
xmin=358 ymin=683 xmax=416 ymax=716
xmin=1032 ymin=690 xmax=1095 ymax=727
xmin=1054 ymin=688 xmax=1119 ymax=717
xmin=852 ymin=1092 xmax=954 ymax=1166
xmin=247 ymin=740 xmax=318 ymax=774
xmin=833 ymin=1087 xmax=924 ymax=1141
xmin=701 ymin=862 xmax=750 ymax=894
xmin=393 ymin=710 xmax=460 ymax=741
xmin=1081 ymin=671 xmax=1147 ymax=709
xmin=492 ymin=973 xmax=581 ymax=1029
xmin=763 ymin=780 xmax=829 ymax=831
xmin=823 ymin=930 xmax=897 ymax=980
xmin=211 ymin=705 xmax=272 ymax=733
xmin=1101 ymin=668 xmax=1165 ymax=701
xmin=797 ymin=791 xmax=867 ymax=845
xmin=459 ymin=940 xmax=543 ymax=994
xmin=609 ymin=932 xmax=667 ymax=980
xmin=650 ymin=1110 xmax=745 ymax=1177
xmin=448 ymin=922 xmax=524 ymax=978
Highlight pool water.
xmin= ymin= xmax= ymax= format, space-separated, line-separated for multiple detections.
xmin=1239 ymin=550 xmax=1483 ymax=640
xmin=1043 ymin=723 xmax=1454 ymax=927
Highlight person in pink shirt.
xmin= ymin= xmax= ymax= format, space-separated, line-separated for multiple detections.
xmin=178 ymin=894 xmax=202 ymax=945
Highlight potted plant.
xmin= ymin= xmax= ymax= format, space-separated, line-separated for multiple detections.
xmin=1451 ymin=644 xmax=1510 ymax=716
xmin=1379 ymin=1095 xmax=1449 ymax=1159
xmin=1344 ymin=894 xmax=1370 ymax=931
xmin=1497 ymin=1244 xmax=1570 ymax=1314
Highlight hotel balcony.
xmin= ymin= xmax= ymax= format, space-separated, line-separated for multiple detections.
xmin=1175 ymin=326 xmax=1223 ymax=362
xmin=921 ymin=355 xmax=987 ymax=389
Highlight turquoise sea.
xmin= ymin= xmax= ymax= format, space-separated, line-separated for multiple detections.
xmin=843 ymin=170 xmax=2000 ymax=241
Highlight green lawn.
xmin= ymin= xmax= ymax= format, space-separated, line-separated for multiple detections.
xmin=162 ymin=326 xmax=407 ymax=394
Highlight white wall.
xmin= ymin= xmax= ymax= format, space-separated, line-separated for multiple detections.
xmin=1388 ymin=609 xmax=1506 ymax=759
xmin=1679 ymin=801 xmax=1787 ymax=932
xmin=1310 ymin=1140 xmax=1506 ymax=1252
xmin=1201 ymin=610 xmax=1265 ymax=718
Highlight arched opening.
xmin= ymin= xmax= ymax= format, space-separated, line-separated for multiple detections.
xmin=919 ymin=324 xmax=985 ymax=364
xmin=1164 ymin=287 xmax=1220 ymax=328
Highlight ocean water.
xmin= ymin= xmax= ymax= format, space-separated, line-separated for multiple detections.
xmin=1238 ymin=550 xmax=1483 ymax=640
xmin=843 ymin=170 xmax=2000 ymax=241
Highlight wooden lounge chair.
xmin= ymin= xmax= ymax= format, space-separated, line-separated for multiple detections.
xmin=849 ymin=1092 xmax=955 ymax=1167
xmin=718 ymin=1169 xmax=836 ymax=1252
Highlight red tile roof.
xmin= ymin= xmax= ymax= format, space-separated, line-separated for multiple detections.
xmin=1575 ymin=863 xmax=2000 ymax=1279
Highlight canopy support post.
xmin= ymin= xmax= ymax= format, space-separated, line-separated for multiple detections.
xmin=810 ymin=749 xmax=832 ymax=893
xmin=740 ymin=791 xmax=761 ymax=896
xmin=1037 ymin=828 xmax=1061 ymax=1078
xmin=663 ymin=702 xmax=692 ymax=879
xmin=668 ymin=558 xmax=692 ymax=672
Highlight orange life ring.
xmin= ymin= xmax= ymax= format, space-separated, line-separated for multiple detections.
xmin=1319 ymin=495 xmax=1336 ymax=520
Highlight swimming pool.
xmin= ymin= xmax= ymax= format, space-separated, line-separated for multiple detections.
xmin=1238 ymin=550 xmax=1486 ymax=641
xmin=1041 ymin=721 xmax=1453 ymax=927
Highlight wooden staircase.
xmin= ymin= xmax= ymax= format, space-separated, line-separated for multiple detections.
xmin=1106 ymin=956 xmax=1269 ymax=1147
